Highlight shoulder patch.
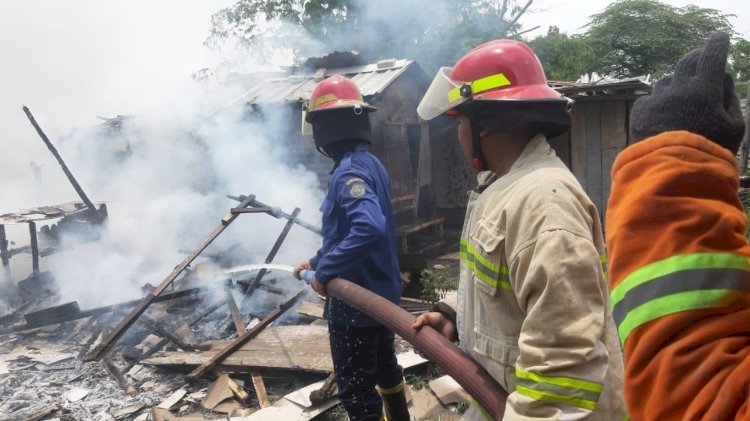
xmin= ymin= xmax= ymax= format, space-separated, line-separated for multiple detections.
xmin=345 ymin=177 xmax=365 ymax=186
xmin=349 ymin=183 xmax=366 ymax=198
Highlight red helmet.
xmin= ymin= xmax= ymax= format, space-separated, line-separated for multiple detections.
xmin=417 ymin=39 xmax=566 ymax=120
xmin=306 ymin=75 xmax=375 ymax=122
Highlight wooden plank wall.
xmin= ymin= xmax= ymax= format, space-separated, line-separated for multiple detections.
xmin=570 ymin=101 xmax=629 ymax=222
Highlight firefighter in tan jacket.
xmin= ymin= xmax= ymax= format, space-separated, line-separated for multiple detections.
xmin=413 ymin=40 xmax=626 ymax=420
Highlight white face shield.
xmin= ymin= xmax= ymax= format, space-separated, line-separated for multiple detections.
xmin=416 ymin=67 xmax=468 ymax=121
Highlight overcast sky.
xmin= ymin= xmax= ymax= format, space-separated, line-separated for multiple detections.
xmin=0 ymin=0 xmax=746 ymax=135
xmin=523 ymin=0 xmax=750 ymax=37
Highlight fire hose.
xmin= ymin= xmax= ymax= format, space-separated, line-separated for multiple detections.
xmin=304 ymin=272 xmax=508 ymax=419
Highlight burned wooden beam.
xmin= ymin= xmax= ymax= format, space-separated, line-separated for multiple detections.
xmin=84 ymin=196 xmax=257 ymax=362
xmin=22 ymin=106 xmax=103 ymax=223
xmin=227 ymin=194 xmax=321 ymax=235
xmin=251 ymin=372 xmax=271 ymax=408
xmin=19 ymin=404 xmax=60 ymax=421
xmin=3 ymin=285 xmax=212 ymax=334
xmin=140 ymin=318 xmax=198 ymax=352
xmin=123 ymin=299 xmax=227 ymax=375
xmin=225 ymin=291 xmax=245 ymax=335
xmin=0 ymin=225 xmax=8 ymax=266
xmin=28 ymin=221 xmax=39 ymax=274
xmin=103 ymin=358 xmax=137 ymax=395
xmin=235 ymin=279 xmax=284 ymax=296
xmin=24 ymin=301 xmax=80 ymax=326
xmin=185 ymin=291 xmax=303 ymax=381
xmin=224 ymin=293 xmax=272 ymax=409
xmin=244 ymin=208 xmax=301 ymax=296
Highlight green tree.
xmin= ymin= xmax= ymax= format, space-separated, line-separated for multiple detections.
xmin=528 ymin=26 xmax=595 ymax=81
xmin=206 ymin=0 xmax=535 ymax=73
xmin=730 ymin=38 xmax=750 ymax=98
xmin=584 ymin=0 xmax=734 ymax=78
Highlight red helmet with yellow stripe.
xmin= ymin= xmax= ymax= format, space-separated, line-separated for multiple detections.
xmin=418 ymin=39 xmax=571 ymax=171
xmin=306 ymin=75 xmax=375 ymax=122
xmin=418 ymin=39 xmax=566 ymax=120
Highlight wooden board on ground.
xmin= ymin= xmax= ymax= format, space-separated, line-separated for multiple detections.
xmin=296 ymin=301 xmax=324 ymax=319
xmin=143 ymin=326 xmax=332 ymax=373
xmin=410 ymin=387 xmax=459 ymax=421
xmin=429 ymin=375 xmax=469 ymax=405
xmin=238 ymin=396 xmax=339 ymax=421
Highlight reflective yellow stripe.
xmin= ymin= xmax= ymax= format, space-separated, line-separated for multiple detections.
xmin=600 ymin=254 xmax=608 ymax=280
xmin=448 ymin=73 xmax=512 ymax=102
xmin=517 ymin=386 xmax=598 ymax=411
xmin=309 ymin=93 xmax=339 ymax=110
xmin=473 ymin=73 xmax=512 ymax=94
xmin=460 ymin=239 xmax=500 ymax=273
xmin=471 ymin=398 xmax=492 ymax=421
xmin=610 ymin=252 xmax=750 ymax=345
xmin=516 ymin=368 xmax=602 ymax=411
xmin=516 ymin=369 xmax=602 ymax=393
xmin=460 ymin=239 xmax=511 ymax=290
xmin=376 ymin=379 xmax=404 ymax=395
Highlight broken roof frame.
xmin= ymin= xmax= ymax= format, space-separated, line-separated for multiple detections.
xmin=82 ymin=193 xmax=320 ymax=364
xmin=231 ymin=58 xmax=416 ymax=107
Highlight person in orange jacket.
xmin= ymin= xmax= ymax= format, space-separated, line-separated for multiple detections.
xmin=606 ymin=32 xmax=750 ymax=420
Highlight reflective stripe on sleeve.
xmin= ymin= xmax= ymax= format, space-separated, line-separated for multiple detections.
xmin=460 ymin=238 xmax=511 ymax=290
xmin=515 ymin=368 xmax=602 ymax=411
xmin=610 ymin=252 xmax=750 ymax=346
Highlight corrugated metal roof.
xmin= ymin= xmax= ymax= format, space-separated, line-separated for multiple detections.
xmin=237 ymin=59 xmax=414 ymax=105
xmin=0 ymin=201 xmax=104 ymax=225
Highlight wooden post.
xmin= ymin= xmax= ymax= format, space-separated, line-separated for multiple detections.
xmin=244 ymin=207 xmax=302 ymax=296
xmin=0 ymin=225 xmax=11 ymax=284
xmin=103 ymin=358 xmax=137 ymax=395
xmin=22 ymin=106 xmax=103 ymax=223
xmin=227 ymin=195 xmax=321 ymax=235
xmin=251 ymin=372 xmax=271 ymax=408
xmin=28 ymin=222 xmax=39 ymax=274
xmin=739 ymin=84 xmax=750 ymax=176
xmin=0 ymin=225 xmax=8 ymax=266
xmin=225 ymin=290 xmax=245 ymax=335
xmin=225 ymin=290 xmax=270 ymax=407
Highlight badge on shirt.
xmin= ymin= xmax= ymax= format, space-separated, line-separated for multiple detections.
xmin=349 ymin=183 xmax=366 ymax=198
xmin=345 ymin=177 xmax=364 ymax=186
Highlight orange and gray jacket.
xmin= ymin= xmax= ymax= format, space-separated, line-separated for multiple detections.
xmin=606 ymin=130 xmax=750 ymax=420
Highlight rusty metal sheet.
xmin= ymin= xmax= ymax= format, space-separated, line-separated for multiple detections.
xmin=0 ymin=201 xmax=105 ymax=225
xmin=236 ymin=60 xmax=414 ymax=105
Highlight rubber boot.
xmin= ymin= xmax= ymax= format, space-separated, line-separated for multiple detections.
xmin=377 ymin=379 xmax=410 ymax=421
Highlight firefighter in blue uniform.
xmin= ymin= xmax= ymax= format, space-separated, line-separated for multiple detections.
xmin=294 ymin=75 xmax=410 ymax=421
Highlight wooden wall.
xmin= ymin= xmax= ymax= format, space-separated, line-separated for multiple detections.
xmin=433 ymin=98 xmax=636 ymax=227
xmin=558 ymin=100 xmax=634 ymax=221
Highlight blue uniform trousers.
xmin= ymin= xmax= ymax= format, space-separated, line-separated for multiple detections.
xmin=328 ymin=322 xmax=403 ymax=420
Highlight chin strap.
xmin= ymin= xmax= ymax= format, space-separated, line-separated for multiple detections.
xmin=468 ymin=108 xmax=485 ymax=172
xmin=316 ymin=145 xmax=331 ymax=158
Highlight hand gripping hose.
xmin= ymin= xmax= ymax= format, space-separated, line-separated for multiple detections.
xmin=326 ymin=277 xmax=508 ymax=419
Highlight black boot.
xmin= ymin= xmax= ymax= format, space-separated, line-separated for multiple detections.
xmin=377 ymin=379 xmax=410 ymax=421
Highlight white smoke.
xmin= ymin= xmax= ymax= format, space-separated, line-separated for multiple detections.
xmin=0 ymin=1 xmax=323 ymax=309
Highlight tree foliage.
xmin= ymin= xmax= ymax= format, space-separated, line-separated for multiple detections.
xmin=207 ymin=0 xmax=533 ymax=73
xmin=730 ymin=39 xmax=750 ymax=83
xmin=584 ymin=0 xmax=734 ymax=78
xmin=528 ymin=27 xmax=595 ymax=81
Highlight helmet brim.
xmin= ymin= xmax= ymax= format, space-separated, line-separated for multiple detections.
xmin=305 ymin=102 xmax=377 ymax=123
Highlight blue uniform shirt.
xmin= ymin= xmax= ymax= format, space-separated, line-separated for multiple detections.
xmin=309 ymin=145 xmax=401 ymax=326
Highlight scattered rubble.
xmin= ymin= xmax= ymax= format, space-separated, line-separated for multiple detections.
xmin=1 ymin=182 xmax=466 ymax=419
